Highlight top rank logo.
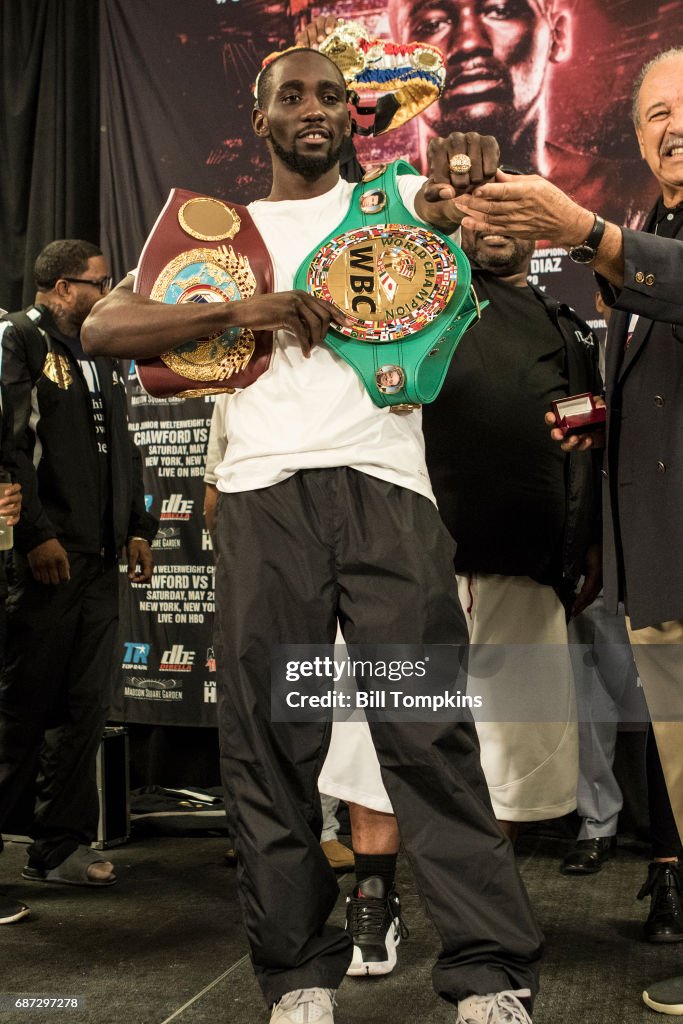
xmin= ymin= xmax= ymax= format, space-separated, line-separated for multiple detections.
xmin=160 ymin=644 xmax=195 ymax=672
xmin=122 ymin=642 xmax=150 ymax=669
xmin=160 ymin=494 xmax=194 ymax=521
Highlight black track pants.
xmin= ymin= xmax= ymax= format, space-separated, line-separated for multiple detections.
xmin=214 ymin=469 xmax=543 ymax=1007
xmin=0 ymin=552 xmax=117 ymax=867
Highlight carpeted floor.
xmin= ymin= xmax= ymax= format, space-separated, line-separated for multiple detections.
xmin=0 ymin=831 xmax=680 ymax=1024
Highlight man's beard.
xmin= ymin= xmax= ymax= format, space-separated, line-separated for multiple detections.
xmin=473 ymin=248 xmax=516 ymax=270
xmin=270 ymin=134 xmax=344 ymax=182
xmin=470 ymin=242 xmax=531 ymax=276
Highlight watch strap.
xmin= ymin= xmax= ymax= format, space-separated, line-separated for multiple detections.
xmin=584 ymin=213 xmax=606 ymax=251
xmin=568 ymin=213 xmax=605 ymax=263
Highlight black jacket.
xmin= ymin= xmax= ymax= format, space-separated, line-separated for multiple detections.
xmin=424 ymin=276 xmax=602 ymax=596
xmin=528 ymin=283 xmax=603 ymax=588
xmin=0 ymin=305 xmax=157 ymax=556
xmin=0 ymin=384 xmax=19 ymax=482
xmin=598 ymin=210 xmax=683 ymax=628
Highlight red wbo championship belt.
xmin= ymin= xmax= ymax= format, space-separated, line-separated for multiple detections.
xmin=134 ymin=189 xmax=274 ymax=397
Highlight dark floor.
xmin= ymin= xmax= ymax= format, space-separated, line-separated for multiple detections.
xmin=0 ymin=831 xmax=680 ymax=1024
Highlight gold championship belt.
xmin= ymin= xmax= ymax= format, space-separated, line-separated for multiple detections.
xmin=258 ymin=23 xmax=445 ymax=137
xmin=134 ymin=190 xmax=274 ymax=398
xmin=294 ymin=162 xmax=485 ymax=408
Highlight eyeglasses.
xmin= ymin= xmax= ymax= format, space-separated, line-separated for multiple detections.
xmin=61 ymin=276 xmax=112 ymax=295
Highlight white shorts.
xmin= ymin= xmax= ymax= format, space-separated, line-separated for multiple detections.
xmin=319 ymin=576 xmax=578 ymax=821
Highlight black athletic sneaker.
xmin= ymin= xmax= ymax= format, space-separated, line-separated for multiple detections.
xmin=0 ymin=893 xmax=30 ymax=925
xmin=643 ymin=974 xmax=683 ymax=1014
xmin=345 ymin=875 xmax=408 ymax=976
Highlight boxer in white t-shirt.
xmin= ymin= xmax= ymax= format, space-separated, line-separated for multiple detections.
xmin=82 ymin=47 xmax=542 ymax=1024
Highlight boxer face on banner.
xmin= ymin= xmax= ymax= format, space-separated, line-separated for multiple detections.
xmin=634 ymin=52 xmax=683 ymax=205
xmin=253 ymin=50 xmax=352 ymax=182
xmin=388 ymin=0 xmax=571 ymax=168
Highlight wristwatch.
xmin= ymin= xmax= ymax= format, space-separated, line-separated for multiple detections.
xmin=567 ymin=214 xmax=606 ymax=264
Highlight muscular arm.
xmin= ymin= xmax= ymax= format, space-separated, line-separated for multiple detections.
xmin=82 ymin=276 xmax=242 ymax=359
xmin=81 ymin=275 xmax=349 ymax=360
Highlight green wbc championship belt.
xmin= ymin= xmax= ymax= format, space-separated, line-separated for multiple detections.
xmin=294 ymin=160 xmax=486 ymax=409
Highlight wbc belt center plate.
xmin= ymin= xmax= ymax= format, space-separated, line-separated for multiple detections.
xmin=150 ymin=244 xmax=256 ymax=382
xmin=306 ymin=224 xmax=458 ymax=342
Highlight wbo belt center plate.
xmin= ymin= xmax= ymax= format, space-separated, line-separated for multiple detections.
xmin=151 ymin=245 xmax=256 ymax=381
xmin=307 ymin=224 xmax=458 ymax=343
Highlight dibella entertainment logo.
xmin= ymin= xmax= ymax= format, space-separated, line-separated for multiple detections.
xmin=160 ymin=644 xmax=195 ymax=672
xmin=160 ymin=494 xmax=194 ymax=521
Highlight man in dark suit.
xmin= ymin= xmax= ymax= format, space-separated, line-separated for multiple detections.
xmin=453 ymin=44 xmax=683 ymax=1016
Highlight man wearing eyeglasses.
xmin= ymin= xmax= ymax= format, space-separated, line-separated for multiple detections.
xmin=0 ymin=239 xmax=156 ymax=895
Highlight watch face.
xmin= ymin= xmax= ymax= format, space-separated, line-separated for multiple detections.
xmin=568 ymin=244 xmax=596 ymax=265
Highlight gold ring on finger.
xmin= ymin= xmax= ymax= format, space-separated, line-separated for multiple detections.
xmin=449 ymin=154 xmax=472 ymax=174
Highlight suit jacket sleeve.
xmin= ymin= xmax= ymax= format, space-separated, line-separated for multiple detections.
xmin=126 ymin=436 xmax=158 ymax=543
xmin=0 ymin=384 xmax=19 ymax=478
xmin=0 ymin=323 xmax=57 ymax=551
xmin=597 ymin=229 xmax=683 ymax=325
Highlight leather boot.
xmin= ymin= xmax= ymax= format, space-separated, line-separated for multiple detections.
xmin=638 ymin=861 xmax=683 ymax=943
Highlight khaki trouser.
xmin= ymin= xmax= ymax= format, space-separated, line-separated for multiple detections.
xmin=626 ymin=618 xmax=683 ymax=841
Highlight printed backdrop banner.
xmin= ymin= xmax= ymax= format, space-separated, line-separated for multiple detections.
xmin=103 ymin=0 xmax=682 ymax=725
xmin=113 ymin=367 xmax=218 ymax=725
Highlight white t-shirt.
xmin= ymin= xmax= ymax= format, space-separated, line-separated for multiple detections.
xmin=204 ymin=394 xmax=228 ymax=486
xmin=214 ymin=173 xmax=435 ymax=503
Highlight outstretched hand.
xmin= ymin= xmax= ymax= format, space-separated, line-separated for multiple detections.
xmin=453 ymin=170 xmax=594 ymax=245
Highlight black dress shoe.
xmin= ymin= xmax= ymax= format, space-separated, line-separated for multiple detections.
xmin=560 ymin=836 xmax=616 ymax=875
xmin=638 ymin=861 xmax=683 ymax=943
